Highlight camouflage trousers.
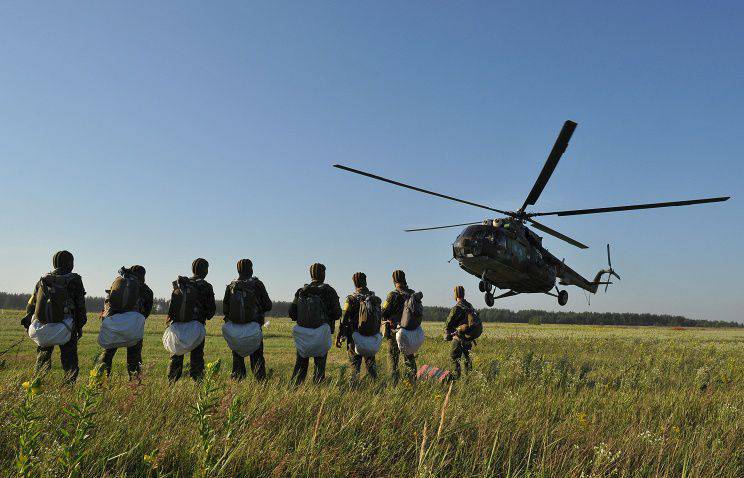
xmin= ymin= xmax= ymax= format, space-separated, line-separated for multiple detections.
xmin=387 ymin=336 xmax=416 ymax=384
xmin=231 ymin=341 xmax=266 ymax=381
xmin=291 ymin=352 xmax=327 ymax=385
xmin=167 ymin=339 xmax=205 ymax=382
xmin=450 ymin=336 xmax=473 ymax=380
xmin=99 ymin=340 xmax=143 ymax=379
xmin=36 ymin=336 xmax=79 ymax=384
xmin=347 ymin=339 xmax=377 ymax=380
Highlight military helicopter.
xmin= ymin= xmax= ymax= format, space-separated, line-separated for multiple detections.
xmin=334 ymin=120 xmax=730 ymax=306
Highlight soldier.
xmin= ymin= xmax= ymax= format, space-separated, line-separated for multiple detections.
xmin=167 ymin=258 xmax=216 ymax=382
xmin=223 ymin=259 xmax=272 ymax=381
xmin=288 ymin=263 xmax=341 ymax=385
xmin=22 ymin=250 xmax=87 ymax=384
xmin=382 ymin=270 xmax=418 ymax=384
xmin=99 ymin=265 xmax=154 ymax=379
xmin=336 ymin=272 xmax=379 ymax=381
xmin=444 ymin=286 xmax=478 ymax=379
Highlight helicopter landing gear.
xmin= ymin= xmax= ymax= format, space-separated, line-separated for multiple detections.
xmin=485 ymin=291 xmax=495 ymax=307
xmin=546 ymin=287 xmax=569 ymax=306
xmin=478 ymin=280 xmax=487 ymax=293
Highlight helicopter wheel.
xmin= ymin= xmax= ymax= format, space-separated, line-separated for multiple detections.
xmin=479 ymin=280 xmax=487 ymax=293
xmin=558 ymin=290 xmax=568 ymax=306
xmin=485 ymin=291 xmax=495 ymax=307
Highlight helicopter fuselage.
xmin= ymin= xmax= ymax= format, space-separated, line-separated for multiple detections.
xmin=453 ymin=222 xmax=555 ymax=293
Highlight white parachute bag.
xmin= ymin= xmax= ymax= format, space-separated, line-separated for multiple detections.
xmin=28 ymin=317 xmax=74 ymax=347
xmin=292 ymin=323 xmax=332 ymax=358
xmin=162 ymin=321 xmax=206 ymax=356
xmin=352 ymin=331 xmax=383 ymax=358
xmin=98 ymin=311 xmax=145 ymax=349
xmin=222 ymin=321 xmax=263 ymax=357
xmin=396 ymin=326 xmax=425 ymax=355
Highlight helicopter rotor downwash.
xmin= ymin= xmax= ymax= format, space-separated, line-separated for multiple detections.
xmin=334 ymin=120 xmax=730 ymax=306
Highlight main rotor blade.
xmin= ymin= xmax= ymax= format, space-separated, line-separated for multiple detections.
xmin=519 ymin=120 xmax=577 ymax=213
xmin=334 ymin=164 xmax=512 ymax=215
xmin=405 ymin=221 xmax=483 ymax=232
xmin=530 ymin=196 xmax=730 ymax=217
xmin=526 ymin=218 xmax=589 ymax=249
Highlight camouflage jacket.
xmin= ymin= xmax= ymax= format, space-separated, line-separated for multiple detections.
xmin=340 ymin=287 xmax=373 ymax=337
xmin=289 ymin=281 xmax=342 ymax=333
xmin=26 ymin=270 xmax=87 ymax=331
xmin=382 ymin=285 xmax=415 ymax=325
xmin=222 ymin=276 xmax=272 ymax=324
xmin=445 ymin=300 xmax=474 ymax=336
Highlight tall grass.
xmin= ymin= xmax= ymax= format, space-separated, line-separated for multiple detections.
xmin=0 ymin=311 xmax=742 ymax=477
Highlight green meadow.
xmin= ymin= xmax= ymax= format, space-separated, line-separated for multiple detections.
xmin=0 ymin=309 xmax=742 ymax=477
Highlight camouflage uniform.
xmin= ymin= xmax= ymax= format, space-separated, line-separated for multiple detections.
xmin=382 ymin=284 xmax=418 ymax=384
xmin=24 ymin=251 xmax=87 ymax=384
xmin=100 ymin=266 xmax=153 ymax=379
xmin=339 ymin=286 xmax=378 ymax=380
xmin=167 ymin=259 xmax=216 ymax=382
xmin=445 ymin=299 xmax=475 ymax=379
xmin=289 ymin=266 xmax=341 ymax=385
xmin=223 ymin=273 xmax=272 ymax=381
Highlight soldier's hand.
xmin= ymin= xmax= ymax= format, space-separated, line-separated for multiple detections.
xmin=21 ymin=314 xmax=32 ymax=330
xmin=445 ymin=333 xmax=454 ymax=341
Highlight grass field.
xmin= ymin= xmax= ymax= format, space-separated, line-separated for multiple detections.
xmin=0 ymin=309 xmax=742 ymax=477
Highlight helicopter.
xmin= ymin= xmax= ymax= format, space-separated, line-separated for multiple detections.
xmin=334 ymin=120 xmax=730 ymax=307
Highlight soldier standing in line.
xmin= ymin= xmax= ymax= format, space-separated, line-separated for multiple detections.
xmin=381 ymin=270 xmax=418 ymax=384
xmin=222 ymin=259 xmax=272 ymax=381
xmin=288 ymin=263 xmax=341 ymax=385
xmin=99 ymin=265 xmax=154 ymax=379
xmin=167 ymin=258 xmax=216 ymax=382
xmin=22 ymin=250 xmax=87 ymax=384
xmin=444 ymin=285 xmax=481 ymax=380
xmin=336 ymin=272 xmax=379 ymax=381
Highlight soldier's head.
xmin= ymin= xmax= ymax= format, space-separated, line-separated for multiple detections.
xmin=352 ymin=272 xmax=367 ymax=289
xmin=454 ymin=285 xmax=465 ymax=301
xmin=237 ymin=258 xmax=253 ymax=279
xmin=192 ymin=258 xmax=209 ymax=279
xmin=310 ymin=263 xmax=326 ymax=283
xmin=392 ymin=269 xmax=406 ymax=287
xmin=52 ymin=250 xmax=74 ymax=274
xmin=130 ymin=265 xmax=146 ymax=284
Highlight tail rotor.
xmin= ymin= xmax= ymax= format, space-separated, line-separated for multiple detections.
xmin=603 ymin=244 xmax=621 ymax=292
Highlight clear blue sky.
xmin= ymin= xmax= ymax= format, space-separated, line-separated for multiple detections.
xmin=1 ymin=2 xmax=741 ymax=322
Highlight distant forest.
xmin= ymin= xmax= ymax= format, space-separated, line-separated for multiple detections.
xmin=1 ymin=291 xmax=740 ymax=328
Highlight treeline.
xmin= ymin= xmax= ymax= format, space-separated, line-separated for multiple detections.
xmin=1 ymin=291 xmax=740 ymax=328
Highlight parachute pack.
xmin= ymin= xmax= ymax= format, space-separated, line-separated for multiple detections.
xmin=33 ymin=274 xmax=72 ymax=324
xmin=228 ymin=278 xmax=258 ymax=324
xmin=400 ymin=291 xmax=424 ymax=330
xmin=457 ymin=306 xmax=483 ymax=340
xmin=106 ymin=268 xmax=140 ymax=314
xmin=168 ymin=277 xmax=200 ymax=323
xmin=295 ymin=286 xmax=328 ymax=329
xmin=356 ymin=292 xmax=382 ymax=336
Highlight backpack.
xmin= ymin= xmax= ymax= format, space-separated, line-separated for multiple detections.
xmin=400 ymin=291 xmax=424 ymax=330
xmin=106 ymin=268 xmax=140 ymax=313
xmin=228 ymin=279 xmax=258 ymax=324
xmin=356 ymin=292 xmax=382 ymax=337
xmin=34 ymin=274 xmax=71 ymax=324
xmin=457 ymin=305 xmax=483 ymax=340
xmin=168 ymin=277 xmax=200 ymax=323
xmin=296 ymin=286 xmax=328 ymax=329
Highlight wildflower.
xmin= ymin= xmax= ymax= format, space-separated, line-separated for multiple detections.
xmin=205 ymin=359 xmax=221 ymax=375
